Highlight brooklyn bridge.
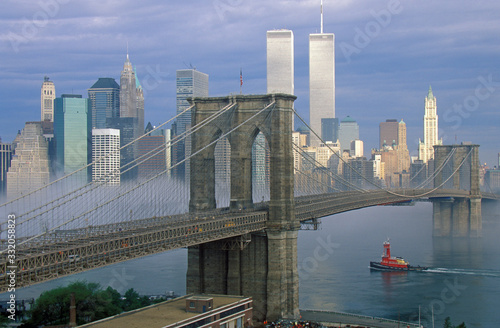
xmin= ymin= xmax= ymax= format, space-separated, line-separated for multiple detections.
xmin=1 ymin=94 xmax=497 ymax=321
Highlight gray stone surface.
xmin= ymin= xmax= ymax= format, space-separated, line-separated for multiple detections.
xmin=186 ymin=94 xmax=298 ymax=322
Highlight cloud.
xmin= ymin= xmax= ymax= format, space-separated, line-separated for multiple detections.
xmin=0 ymin=0 xmax=499 ymax=165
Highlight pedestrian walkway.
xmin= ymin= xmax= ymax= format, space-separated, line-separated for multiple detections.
xmin=300 ymin=309 xmax=423 ymax=328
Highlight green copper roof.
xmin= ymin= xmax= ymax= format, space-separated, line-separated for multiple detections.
xmin=341 ymin=115 xmax=356 ymax=123
xmin=134 ymin=67 xmax=142 ymax=89
xmin=90 ymin=78 xmax=119 ymax=89
xmin=427 ymin=85 xmax=434 ymax=99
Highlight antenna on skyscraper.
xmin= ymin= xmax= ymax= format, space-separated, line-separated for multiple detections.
xmin=126 ymin=40 xmax=129 ymax=60
xmin=320 ymin=0 xmax=324 ymax=33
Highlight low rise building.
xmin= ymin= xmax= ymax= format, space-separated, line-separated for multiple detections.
xmin=80 ymin=294 xmax=253 ymax=328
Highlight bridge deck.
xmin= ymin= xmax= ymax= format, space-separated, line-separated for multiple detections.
xmin=0 ymin=188 xmax=494 ymax=292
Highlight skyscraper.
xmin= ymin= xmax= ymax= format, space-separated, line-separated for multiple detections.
xmin=321 ymin=118 xmax=339 ymax=143
xmin=7 ymin=122 xmax=50 ymax=198
xmin=137 ymin=123 xmax=167 ymax=179
xmin=135 ymin=68 xmax=145 ymax=137
xmin=0 ymin=139 xmax=12 ymax=197
xmin=267 ymin=29 xmax=294 ymax=127
xmin=174 ymin=69 xmax=209 ymax=181
xmin=88 ymin=78 xmax=120 ymax=129
xmin=54 ymin=94 xmax=91 ymax=184
xmin=350 ymin=139 xmax=364 ymax=158
xmin=418 ymin=86 xmax=442 ymax=163
xmin=309 ymin=1 xmax=335 ymax=146
xmin=92 ymin=128 xmax=120 ymax=186
xmin=106 ymin=116 xmax=138 ymax=181
xmin=267 ymin=30 xmax=294 ymax=95
xmin=338 ymin=116 xmax=359 ymax=154
xmin=120 ymin=54 xmax=137 ymax=121
xmin=379 ymin=119 xmax=399 ymax=149
xmin=397 ymin=119 xmax=410 ymax=172
xmin=41 ymin=76 xmax=56 ymax=122
xmin=148 ymin=125 xmax=172 ymax=178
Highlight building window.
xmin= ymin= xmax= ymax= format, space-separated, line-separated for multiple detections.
xmin=190 ymin=302 xmax=195 ymax=308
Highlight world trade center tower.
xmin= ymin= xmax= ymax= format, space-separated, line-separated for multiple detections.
xmin=267 ymin=29 xmax=294 ymax=127
xmin=309 ymin=1 xmax=335 ymax=146
xmin=267 ymin=30 xmax=294 ymax=95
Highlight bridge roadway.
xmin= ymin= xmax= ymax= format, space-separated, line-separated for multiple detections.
xmin=1 ymin=188 xmax=496 ymax=292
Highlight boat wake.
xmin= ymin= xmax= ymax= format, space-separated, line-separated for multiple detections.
xmin=424 ymin=267 xmax=500 ymax=277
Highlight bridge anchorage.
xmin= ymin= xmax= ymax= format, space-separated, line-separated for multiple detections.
xmin=432 ymin=144 xmax=482 ymax=237
xmin=186 ymin=94 xmax=298 ymax=322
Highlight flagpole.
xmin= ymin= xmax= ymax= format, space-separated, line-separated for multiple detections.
xmin=240 ymin=68 xmax=242 ymax=95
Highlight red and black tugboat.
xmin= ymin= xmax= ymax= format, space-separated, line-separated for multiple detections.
xmin=370 ymin=239 xmax=427 ymax=271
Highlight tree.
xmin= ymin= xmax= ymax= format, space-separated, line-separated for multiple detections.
xmin=27 ymin=281 xmax=122 ymax=326
xmin=456 ymin=323 xmax=467 ymax=328
xmin=0 ymin=315 xmax=9 ymax=328
xmin=122 ymin=288 xmax=151 ymax=312
xmin=443 ymin=317 xmax=453 ymax=328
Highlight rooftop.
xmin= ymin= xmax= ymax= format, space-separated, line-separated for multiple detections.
xmin=341 ymin=115 xmax=356 ymax=123
xmin=79 ymin=294 xmax=250 ymax=328
xmin=90 ymin=77 xmax=120 ymax=89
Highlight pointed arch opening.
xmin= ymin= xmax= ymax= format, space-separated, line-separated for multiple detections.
xmin=215 ymin=136 xmax=231 ymax=208
xmin=251 ymin=131 xmax=270 ymax=205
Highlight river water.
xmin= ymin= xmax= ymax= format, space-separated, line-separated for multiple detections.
xmin=5 ymin=202 xmax=500 ymax=327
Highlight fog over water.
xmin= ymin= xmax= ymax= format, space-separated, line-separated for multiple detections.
xmin=4 ymin=202 xmax=500 ymax=327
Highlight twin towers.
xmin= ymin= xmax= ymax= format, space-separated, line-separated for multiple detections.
xmin=267 ymin=2 xmax=335 ymax=146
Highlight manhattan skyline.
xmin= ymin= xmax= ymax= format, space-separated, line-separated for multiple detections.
xmin=1 ymin=1 xmax=499 ymax=166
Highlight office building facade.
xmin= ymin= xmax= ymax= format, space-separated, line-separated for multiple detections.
xmin=135 ymin=68 xmax=145 ymax=137
xmin=88 ymin=78 xmax=120 ymax=129
xmin=321 ymin=117 xmax=339 ymax=143
xmin=338 ymin=116 xmax=359 ymax=154
xmin=54 ymin=94 xmax=91 ymax=184
xmin=174 ymin=69 xmax=209 ymax=181
xmin=418 ymin=86 xmax=441 ymax=163
xmin=7 ymin=122 xmax=50 ymax=198
xmin=309 ymin=32 xmax=335 ymax=146
xmin=379 ymin=119 xmax=398 ymax=149
xmin=0 ymin=140 xmax=12 ymax=197
xmin=137 ymin=134 xmax=167 ymax=179
xmin=350 ymin=139 xmax=364 ymax=158
xmin=41 ymin=76 xmax=56 ymax=122
xmin=107 ymin=117 xmax=138 ymax=181
xmin=397 ymin=119 xmax=410 ymax=172
xmin=92 ymin=129 xmax=120 ymax=185
xmin=267 ymin=29 xmax=294 ymax=94
xmin=147 ymin=125 xmax=172 ymax=178
xmin=120 ymin=54 xmax=137 ymax=121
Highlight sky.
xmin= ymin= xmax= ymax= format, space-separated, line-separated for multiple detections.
xmin=1 ymin=0 xmax=499 ymax=166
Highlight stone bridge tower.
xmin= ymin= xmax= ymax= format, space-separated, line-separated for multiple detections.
xmin=432 ymin=144 xmax=481 ymax=237
xmin=186 ymin=94 xmax=298 ymax=322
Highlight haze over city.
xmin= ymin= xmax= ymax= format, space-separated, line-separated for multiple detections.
xmin=1 ymin=0 xmax=499 ymax=165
